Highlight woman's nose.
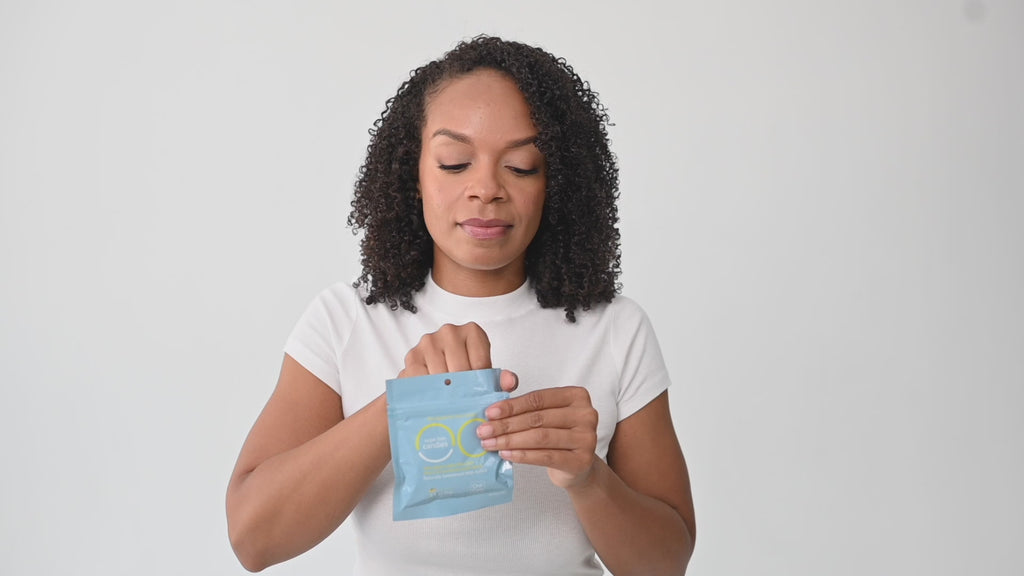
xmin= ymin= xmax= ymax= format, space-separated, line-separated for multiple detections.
xmin=467 ymin=166 xmax=505 ymax=203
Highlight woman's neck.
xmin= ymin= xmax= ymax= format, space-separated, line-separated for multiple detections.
xmin=430 ymin=263 xmax=527 ymax=297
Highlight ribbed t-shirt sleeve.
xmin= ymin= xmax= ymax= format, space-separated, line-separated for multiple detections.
xmin=283 ymin=284 xmax=357 ymax=396
xmin=612 ymin=298 xmax=673 ymax=422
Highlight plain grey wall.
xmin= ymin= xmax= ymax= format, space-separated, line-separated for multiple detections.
xmin=2 ymin=1 xmax=1022 ymax=574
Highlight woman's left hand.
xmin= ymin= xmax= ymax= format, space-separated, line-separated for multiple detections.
xmin=476 ymin=387 xmax=599 ymax=489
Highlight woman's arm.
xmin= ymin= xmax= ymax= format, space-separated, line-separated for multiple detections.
xmin=226 ymin=322 xmax=511 ymax=572
xmin=570 ymin=391 xmax=695 ymax=575
xmin=226 ymin=354 xmax=391 ymax=572
xmin=480 ymin=389 xmax=695 ymax=575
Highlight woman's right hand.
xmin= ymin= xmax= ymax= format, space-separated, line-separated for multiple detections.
xmin=399 ymin=322 xmax=518 ymax=393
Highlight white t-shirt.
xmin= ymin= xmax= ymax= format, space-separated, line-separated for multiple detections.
xmin=285 ymin=274 xmax=672 ymax=575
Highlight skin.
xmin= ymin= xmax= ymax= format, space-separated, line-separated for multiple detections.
xmin=418 ymin=69 xmax=547 ymax=297
xmin=226 ymin=69 xmax=695 ymax=574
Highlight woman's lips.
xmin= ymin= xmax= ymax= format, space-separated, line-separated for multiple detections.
xmin=459 ymin=218 xmax=512 ymax=240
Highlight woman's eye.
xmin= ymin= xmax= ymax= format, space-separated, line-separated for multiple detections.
xmin=439 ymin=163 xmax=470 ymax=172
xmin=508 ymin=166 xmax=540 ymax=176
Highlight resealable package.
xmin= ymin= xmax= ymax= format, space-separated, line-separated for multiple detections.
xmin=386 ymin=368 xmax=514 ymax=521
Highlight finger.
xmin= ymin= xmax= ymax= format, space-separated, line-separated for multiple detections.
xmin=400 ymin=348 xmax=429 ymax=378
xmin=398 ymin=364 xmax=428 ymax=378
xmin=423 ymin=346 xmax=450 ymax=374
xmin=485 ymin=387 xmax=589 ymax=419
xmin=462 ymin=322 xmax=492 ymax=370
xmin=404 ymin=323 xmax=494 ymax=376
xmin=478 ymin=407 xmax=584 ymax=439
xmin=405 ymin=334 xmax=450 ymax=376
xmin=441 ymin=345 xmax=472 ymax=373
xmin=433 ymin=322 xmax=487 ymax=373
xmin=480 ymin=427 xmax=589 ymax=452
xmin=499 ymin=449 xmax=597 ymax=489
xmin=499 ymin=370 xmax=518 ymax=393
xmin=501 ymin=448 xmax=598 ymax=487
xmin=496 ymin=447 xmax=591 ymax=470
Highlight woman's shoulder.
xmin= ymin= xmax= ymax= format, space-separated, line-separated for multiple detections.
xmin=303 ymin=279 xmax=427 ymax=327
xmin=292 ymin=280 xmax=375 ymax=330
xmin=575 ymin=292 xmax=652 ymax=328
xmin=321 ymin=278 xmax=364 ymax=299
xmin=305 ymin=279 xmax=376 ymax=308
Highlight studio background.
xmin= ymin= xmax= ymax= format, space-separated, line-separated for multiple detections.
xmin=2 ymin=1 xmax=1022 ymax=574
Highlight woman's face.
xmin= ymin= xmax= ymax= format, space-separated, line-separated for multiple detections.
xmin=418 ymin=69 xmax=546 ymax=297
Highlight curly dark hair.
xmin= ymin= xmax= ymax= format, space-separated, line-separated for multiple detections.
xmin=347 ymin=35 xmax=621 ymax=322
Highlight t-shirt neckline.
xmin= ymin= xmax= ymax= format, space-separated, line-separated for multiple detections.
xmin=418 ymin=272 xmax=537 ymax=321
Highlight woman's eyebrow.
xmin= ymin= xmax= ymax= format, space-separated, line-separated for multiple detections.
xmin=431 ymin=128 xmax=537 ymax=149
xmin=503 ymin=135 xmax=537 ymax=150
xmin=432 ymin=128 xmax=472 ymax=145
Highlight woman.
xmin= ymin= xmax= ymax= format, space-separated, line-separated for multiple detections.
xmin=227 ymin=36 xmax=695 ymax=575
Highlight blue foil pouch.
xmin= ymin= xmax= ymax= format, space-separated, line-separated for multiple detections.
xmin=386 ymin=368 xmax=514 ymax=521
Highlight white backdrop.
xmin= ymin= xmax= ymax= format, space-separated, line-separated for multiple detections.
xmin=2 ymin=1 xmax=1022 ymax=575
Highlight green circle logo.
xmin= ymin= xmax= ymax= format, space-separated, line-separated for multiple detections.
xmin=457 ymin=418 xmax=487 ymax=458
xmin=415 ymin=423 xmax=454 ymax=463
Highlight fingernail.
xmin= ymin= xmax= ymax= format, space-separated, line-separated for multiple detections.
xmin=476 ymin=424 xmax=493 ymax=438
xmin=481 ymin=438 xmax=497 ymax=449
xmin=486 ymin=406 xmax=500 ymax=419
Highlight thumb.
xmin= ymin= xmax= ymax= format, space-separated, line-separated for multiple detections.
xmin=499 ymin=369 xmax=519 ymax=393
